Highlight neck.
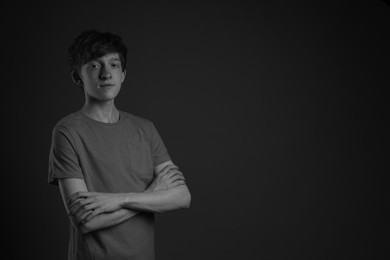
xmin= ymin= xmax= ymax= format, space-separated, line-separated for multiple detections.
xmin=81 ymin=98 xmax=120 ymax=123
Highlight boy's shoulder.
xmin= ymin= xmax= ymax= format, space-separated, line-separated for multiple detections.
xmin=120 ymin=111 xmax=153 ymax=126
xmin=55 ymin=111 xmax=85 ymax=127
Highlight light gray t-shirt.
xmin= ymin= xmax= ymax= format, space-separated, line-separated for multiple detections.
xmin=48 ymin=111 xmax=171 ymax=260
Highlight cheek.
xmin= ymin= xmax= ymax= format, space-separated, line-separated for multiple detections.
xmin=82 ymin=73 xmax=98 ymax=84
xmin=83 ymin=79 xmax=96 ymax=89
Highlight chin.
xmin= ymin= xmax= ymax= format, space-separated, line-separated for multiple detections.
xmin=98 ymin=90 xmax=120 ymax=101
xmin=100 ymin=94 xmax=118 ymax=101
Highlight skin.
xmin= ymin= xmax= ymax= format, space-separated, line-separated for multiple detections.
xmin=72 ymin=52 xmax=126 ymax=123
xmin=60 ymin=162 xmax=189 ymax=233
xmin=59 ymin=53 xmax=191 ymax=233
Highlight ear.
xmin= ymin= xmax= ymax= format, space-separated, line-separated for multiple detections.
xmin=71 ymin=70 xmax=83 ymax=86
xmin=121 ymin=69 xmax=126 ymax=83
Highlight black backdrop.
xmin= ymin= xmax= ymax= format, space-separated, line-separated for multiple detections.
xmin=2 ymin=1 xmax=389 ymax=259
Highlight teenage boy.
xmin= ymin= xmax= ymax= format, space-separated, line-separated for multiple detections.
xmin=48 ymin=30 xmax=191 ymax=260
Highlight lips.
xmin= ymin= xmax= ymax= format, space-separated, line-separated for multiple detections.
xmin=99 ymin=84 xmax=115 ymax=87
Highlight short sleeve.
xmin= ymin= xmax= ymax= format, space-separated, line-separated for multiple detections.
xmin=150 ymin=122 xmax=171 ymax=166
xmin=48 ymin=126 xmax=84 ymax=185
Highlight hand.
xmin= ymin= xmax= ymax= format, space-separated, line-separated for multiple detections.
xmin=147 ymin=164 xmax=186 ymax=192
xmin=67 ymin=192 xmax=126 ymax=223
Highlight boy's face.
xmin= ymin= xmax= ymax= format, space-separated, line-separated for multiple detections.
xmin=79 ymin=53 xmax=126 ymax=102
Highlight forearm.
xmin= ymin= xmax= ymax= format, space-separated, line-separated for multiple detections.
xmin=78 ymin=208 xmax=138 ymax=234
xmin=123 ymin=185 xmax=191 ymax=213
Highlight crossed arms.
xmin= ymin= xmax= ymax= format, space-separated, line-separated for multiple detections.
xmin=58 ymin=161 xmax=191 ymax=234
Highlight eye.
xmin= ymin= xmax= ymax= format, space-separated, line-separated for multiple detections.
xmin=111 ymin=63 xmax=121 ymax=68
xmin=90 ymin=63 xmax=100 ymax=69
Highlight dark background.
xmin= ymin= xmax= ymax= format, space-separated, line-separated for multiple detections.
xmin=2 ymin=1 xmax=389 ymax=259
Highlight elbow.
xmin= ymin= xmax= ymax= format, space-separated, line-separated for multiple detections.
xmin=180 ymin=188 xmax=191 ymax=209
xmin=69 ymin=218 xmax=91 ymax=234
xmin=78 ymin=223 xmax=91 ymax=234
xmin=76 ymin=221 xmax=93 ymax=235
xmin=183 ymin=198 xmax=191 ymax=209
xmin=157 ymin=185 xmax=191 ymax=213
xmin=164 ymin=186 xmax=191 ymax=212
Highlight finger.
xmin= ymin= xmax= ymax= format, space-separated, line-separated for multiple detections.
xmin=68 ymin=197 xmax=95 ymax=213
xmin=160 ymin=164 xmax=178 ymax=174
xmin=68 ymin=198 xmax=84 ymax=215
xmin=174 ymin=170 xmax=184 ymax=178
xmin=176 ymin=180 xmax=186 ymax=185
xmin=68 ymin=196 xmax=91 ymax=209
xmin=167 ymin=168 xmax=183 ymax=175
xmin=165 ymin=170 xmax=184 ymax=180
xmin=164 ymin=170 xmax=176 ymax=179
xmin=68 ymin=192 xmax=98 ymax=209
xmin=171 ymin=180 xmax=186 ymax=187
xmin=71 ymin=201 xmax=99 ymax=222
xmin=81 ymin=202 xmax=101 ymax=213
xmin=158 ymin=164 xmax=178 ymax=176
xmin=84 ymin=209 xmax=100 ymax=222
xmin=69 ymin=198 xmax=97 ymax=216
xmin=158 ymin=164 xmax=171 ymax=174
xmin=85 ymin=208 xmax=103 ymax=222
xmin=78 ymin=210 xmax=93 ymax=224
xmin=67 ymin=192 xmax=82 ymax=205
xmin=69 ymin=202 xmax=88 ymax=218
xmin=169 ymin=174 xmax=186 ymax=183
xmin=174 ymin=173 xmax=186 ymax=180
xmin=160 ymin=163 xmax=178 ymax=172
xmin=67 ymin=191 xmax=91 ymax=205
xmin=69 ymin=207 xmax=90 ymax=224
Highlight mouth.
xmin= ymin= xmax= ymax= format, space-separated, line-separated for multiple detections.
xmin=99 ymin=84 xmax=115 ymax=87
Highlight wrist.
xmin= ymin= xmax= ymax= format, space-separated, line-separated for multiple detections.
xmin=122 ymin=193 xmax=133 ymax=207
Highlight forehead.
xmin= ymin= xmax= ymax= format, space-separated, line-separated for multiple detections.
xmin=90 ymin=53 xmax=121 ymax=63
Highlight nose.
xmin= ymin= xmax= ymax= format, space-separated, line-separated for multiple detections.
xmin=99 ymin=66 xmax=112 ymax=80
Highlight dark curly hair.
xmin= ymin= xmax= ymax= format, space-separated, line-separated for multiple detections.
xmin=67 ymin=30 xmax=127 ymax=73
